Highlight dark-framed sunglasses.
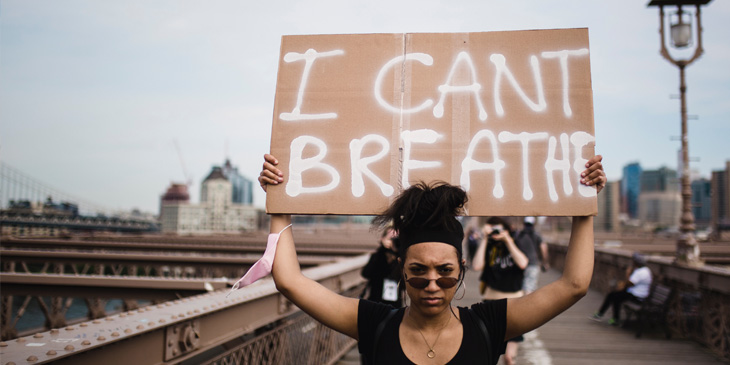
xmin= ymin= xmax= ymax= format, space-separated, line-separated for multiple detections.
xmin=404 ymin=273 xmax=459 ymax=289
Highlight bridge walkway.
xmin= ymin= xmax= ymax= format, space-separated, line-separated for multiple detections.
xmin=337 ymin=268 xmax=726 ymax=364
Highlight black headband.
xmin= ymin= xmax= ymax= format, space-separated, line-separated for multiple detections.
xmin=399 ymin=229 xmax=464 ymax=254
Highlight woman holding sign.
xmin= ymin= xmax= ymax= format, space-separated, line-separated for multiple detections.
xmin=258 ymin=153 xmax=604 ymax=364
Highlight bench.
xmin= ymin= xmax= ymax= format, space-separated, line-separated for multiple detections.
xmin=622 ymin=283 xmax=673 ymax=338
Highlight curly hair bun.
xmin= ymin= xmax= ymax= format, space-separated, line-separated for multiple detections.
xmin=373 ymin=181 xmax=467 ymax=236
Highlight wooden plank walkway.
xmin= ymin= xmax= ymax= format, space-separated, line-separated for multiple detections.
xmin=512 ymin=269 xmax=725 ymax=364
xmin=338 ymin=267 xmax=727 ymax=364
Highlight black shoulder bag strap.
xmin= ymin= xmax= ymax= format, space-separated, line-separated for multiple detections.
xmin=470 ymin=308 xmax=494 ymax=364
xmin=368 ymin=308 xmax=399 ymax=364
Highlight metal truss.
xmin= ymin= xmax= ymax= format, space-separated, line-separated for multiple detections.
xmin=0 ymin=254 xmax=368 ymax=364
xmin=0 ymin=231 xmax=377 ymax=341
xmin=1 ymin=212 xmax=157 ymax=233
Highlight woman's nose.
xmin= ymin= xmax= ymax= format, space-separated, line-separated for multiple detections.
xmin=425 ymin=274 xmax=440 ymax=291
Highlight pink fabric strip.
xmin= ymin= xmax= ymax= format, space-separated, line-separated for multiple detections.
xmin=226 ymin=224 xmax=292 ymax=297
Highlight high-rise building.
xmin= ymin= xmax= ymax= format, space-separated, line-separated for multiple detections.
xmin=691 ymin=178 xmax=712 ymax=229
xmin=222 ymin=159 xmax=254 ymax=205
xmin=638 ymin=166 xmax=681 ymax=228
xmin=621 ymin=162 xmax=642 ymax=219
xmin=595 ymin=180 xmax=620 ymax=232
xmin=711 ymin=161 xmax=730 ymax=236
xmin=641 ymin=166 xmax=679 ymax=193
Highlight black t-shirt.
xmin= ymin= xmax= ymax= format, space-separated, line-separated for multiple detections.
xmin=479 ymin=238 xmax=525 ymax=292
xmin=357 ymin=299 xmax=507 ymax=364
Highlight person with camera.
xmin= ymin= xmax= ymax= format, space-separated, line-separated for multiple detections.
xmin=472 ymin=217 xmax=528 ymax=365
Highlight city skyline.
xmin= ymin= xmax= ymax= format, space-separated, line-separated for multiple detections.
xmin=2 ymin=0 xmax=729 ymax=213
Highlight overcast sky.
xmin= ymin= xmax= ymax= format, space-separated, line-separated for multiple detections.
xmin=1 ymin=0 xmax=729 ymax=214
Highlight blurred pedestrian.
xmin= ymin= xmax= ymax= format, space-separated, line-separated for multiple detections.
xmin=361 ymin=226 xmax=402 ymax=307
xmin=517 ymin=216 xmax=547 ymax=294
xmin=591 ymin=252 xmax=652 ymax=325
xmin=466 ymin=227 xmax=481 ymax=265
xmin=472 ymin=217 xmax=528 ymax=365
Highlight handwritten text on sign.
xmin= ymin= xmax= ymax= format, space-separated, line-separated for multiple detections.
xmin=267 ymin=30 xmax=597 ymax=216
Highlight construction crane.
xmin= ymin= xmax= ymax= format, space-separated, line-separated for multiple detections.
xmin=173 ymin=139 xmax=193 ymax=189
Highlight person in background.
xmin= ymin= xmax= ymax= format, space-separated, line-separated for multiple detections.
xmin=518 ymin=217 xmax=547 ymax=295
xmin=591 ymin=252 xmax=652 ymax=325
xmin=465 ymin=227 xmax=482 ymax=266
xmin=472 ymin=217 xmax=528 ymax=365
xmin=361 ymin=226 xmax=402 ymax=307
xmin=472 ymin=218 xmax=528 ymax=300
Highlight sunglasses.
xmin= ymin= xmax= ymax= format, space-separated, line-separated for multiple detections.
xmin=404 ymin=273 xmax=459 ymax=289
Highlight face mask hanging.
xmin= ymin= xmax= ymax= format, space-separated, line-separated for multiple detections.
xmin=226 ymin=224 xmax=292 ymax=297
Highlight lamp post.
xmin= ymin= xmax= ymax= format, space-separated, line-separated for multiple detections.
xmin=647 ymin=0 xmax=712 ymax=266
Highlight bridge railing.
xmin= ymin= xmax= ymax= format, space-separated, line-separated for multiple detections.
xmin=548 ymin=242 xmax=730 ymax=361
xmin=0 ymin=233 xmax=376 ymax=340
xmin=0 ymin=254 xmax=368 ymax=365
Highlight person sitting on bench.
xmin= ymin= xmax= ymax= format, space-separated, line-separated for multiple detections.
xmin=591 ymin=253 xmax=652 ymax=325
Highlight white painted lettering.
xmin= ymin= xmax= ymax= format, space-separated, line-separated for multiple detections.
xmin=401 ymin=129 xmax=442 ymax=188
xmin=541 ymin=49 xmax=590 ymax=118
xmin=349 ymin=134 xmax=394 ymax=197
xmin=280 ymin=49 xmax=344 ymax=121
xmin=460 ymin=130 xmax=506 ymax=198
xmin=286 ymin=136 xmax=340 ymax=196
xmin=570 ymin=131 xmax=596 ymax=197
xmin=490 ymin=54 xmax=546 ymax=116
xmin=544 ymin=133 xmax=573 ymax=201
xmin=433 ymin=52 xmax=488 ymax=121
xmin=498 ymin=131 xmax=549 ymax=200
xmin=374 ymin=53 xmax=434 ymax=114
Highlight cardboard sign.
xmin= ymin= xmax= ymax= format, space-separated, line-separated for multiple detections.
xmin=267 ymin=29 xmax=597 ymax=216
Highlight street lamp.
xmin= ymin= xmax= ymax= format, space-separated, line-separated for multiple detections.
xmin=647 ymin=0 xmax=712 ymax=266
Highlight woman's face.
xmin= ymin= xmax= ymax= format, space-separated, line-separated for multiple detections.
xmin=403 ymin=242 xmax=461 ymax=316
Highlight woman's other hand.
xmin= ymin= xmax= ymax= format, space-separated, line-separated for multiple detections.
xmin=259 ymin=154 xmax=283 ymax=192
xmin=581 ymin=154 xmax=606 ymax=194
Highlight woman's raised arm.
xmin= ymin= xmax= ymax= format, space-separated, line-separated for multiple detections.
xmin=503 ymin=154 xmax=605 ymax=339
xmin=259 ymin=154 xmax=360 ymax=339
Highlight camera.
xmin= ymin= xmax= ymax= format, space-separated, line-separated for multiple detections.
xmin=489 ymin=225 xmax=503 ymax=236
